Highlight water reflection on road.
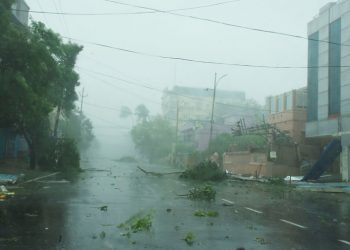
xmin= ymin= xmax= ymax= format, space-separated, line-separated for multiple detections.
xmin=0 ymin=157 xmax=350 ymax=249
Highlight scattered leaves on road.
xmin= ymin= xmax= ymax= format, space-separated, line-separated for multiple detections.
xmin=187 ymin=185 xmax=216 ymax=201
xmin=100 ymin=206 xmax=108 ymax=211
xmin=99 ymin=231 xmax=106 ymax=239
xmin=183 ymin=232 xmax=195 ymax=246
xmin=118 ymin=211 xmax=153 ymax=234
xmin=255 ymin=237 xmax=269 ymax=245
xmin=193 ymin=210 xmax=219 ymax=217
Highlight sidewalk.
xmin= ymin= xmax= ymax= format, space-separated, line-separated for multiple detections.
xmin=295 ymin=182 xmax=350 ymax=194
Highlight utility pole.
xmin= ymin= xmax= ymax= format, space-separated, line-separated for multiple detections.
xmin=79 ymin=88 xmax=88 ymax=115
xmin=208 ymin=73 xmax=227 ymax=149
xmin=209 ymin=73 xmax=217 ymax=146
xmin=174 ymin=99 xmax=180 ymax=165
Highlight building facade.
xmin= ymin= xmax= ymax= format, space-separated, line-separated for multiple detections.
xmin=11 ymin=0 xmax=29 ymax=26
xmin=162 ymin=86 xmax=246 ymax=150
xmin=305 ymin=0 xmax=350 ymax=181
xmin=162 ymin=86 xmax=246 ymax=128
xmin=266 ymin=87 xmax=307 ymax=144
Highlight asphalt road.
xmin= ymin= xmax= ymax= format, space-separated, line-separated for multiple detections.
xmin=0 ymin=157 xmax=350 ymax=250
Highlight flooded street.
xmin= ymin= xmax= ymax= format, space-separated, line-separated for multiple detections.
xmin=0 ymin=155 xmax=349 ymax=250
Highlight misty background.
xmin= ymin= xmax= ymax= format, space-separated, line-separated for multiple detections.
xmin=25 ymin=0 xmax=331 ymax=159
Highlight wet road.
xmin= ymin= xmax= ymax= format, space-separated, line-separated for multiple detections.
xmin=1 ymin=158 xmax=350 ymax=250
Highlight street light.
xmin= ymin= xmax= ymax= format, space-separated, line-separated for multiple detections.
xmin=209 ymin=73 xmax=228 ymax=147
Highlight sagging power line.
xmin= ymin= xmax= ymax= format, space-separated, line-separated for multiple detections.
xmin=65 ymin=36 xmax=350 ymax=69
xmin=104 ymin=0 xmax=350 ymax=48
xmin=11 ymin=0 xmax=240 ymax=16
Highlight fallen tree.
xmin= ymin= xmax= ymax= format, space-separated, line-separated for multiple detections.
xmin=180 ymin=161 xmax=227 ymax=181
xmin=137 ymin=166 xmax=184 ymax=177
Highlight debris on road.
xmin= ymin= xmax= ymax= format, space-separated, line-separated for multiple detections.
xmin=25 ymin=213 xmax=39 ymax=217
xmin=0 ymin=174 xmax=19 ymax=184
xmin=137 ymin=166 xmax=183 ymax=177
xmin=180 ymin=161 xmax=226 ymax=181
xmin=37 ymin=180 xmax=70 ymax=184
xmin=21 ymin=172 xmax=60 ymax=184
xmin=183 ymin=185 xmax=216 ymax=201
xmin=283 ymin=176 xmax=303 ymax=183
xmin=183 ymin=232 xmax=195 ymax=246
xmin=255 ymin=237 xmax=269 ymax=245
xmin=100 ymin=206 xmax=108 ymax=211
xmin=193 ymin=210 xmax=219 ymax=217
xmin=118 ymin=211 xmax=153 ymax=234
xmin=99 ymin=231 xmax=106 ymax=239
xmin=0 ymin=185 xmax=15 ymax=201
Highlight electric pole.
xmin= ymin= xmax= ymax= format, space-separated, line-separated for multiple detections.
xmin=174 ymin=99 xmax=180 ymax=165
xmin=80 ymin=88 xmax=88 ymax=115
xmin=208 ymin=73 xmax=228 ymax=149
xmin=209 ymin=73 xmax=217 ymax=147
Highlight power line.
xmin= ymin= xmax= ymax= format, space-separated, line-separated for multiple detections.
xmin=11 ymin=0 xmax=240 ymax=16
xmin=104 ymin=0 xmax=350 ymax=48
xmin=65 ymin=36 xmax=350 ymax=69
xmin=79 ymin=67 xmax=162 ymax=105
xmin=78 ymin=66 xmax=271 ymax=112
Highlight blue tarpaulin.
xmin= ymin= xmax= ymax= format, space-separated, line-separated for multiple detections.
xmin=0 ymin=174 xmax=18 ymax=184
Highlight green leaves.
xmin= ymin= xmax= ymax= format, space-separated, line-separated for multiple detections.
xmin=131 ymin=115 xmax=175 ymax=162
xmin=0 ymin=10 xmax=83 ymax=168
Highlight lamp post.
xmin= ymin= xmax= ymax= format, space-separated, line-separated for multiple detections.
xmin=209 ymin=73 xmax=227 ymax=148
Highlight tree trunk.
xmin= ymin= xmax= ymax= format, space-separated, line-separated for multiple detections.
xmin=29 ymin=144 xmax=36 ymax=170
xmin=53 ymin=103 xmax=62 ymax=138
xmin=23 ymin=131 xmax=36 ymax=170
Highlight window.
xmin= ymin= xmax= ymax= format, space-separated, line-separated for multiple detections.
xmin=271 ymin=98 xmax=276 ymax=113
xmin=296 ymin=90 xmax=307 ymax=108
xmin=329 ymin=18 xmax=341 ymax=116
xmin=307 ymin=32 xmax=319 ymax=121
xmin=286 ymin=92 xmax=293 ymax=110
xmin=277 ymin=94 xmax=284 ymax=112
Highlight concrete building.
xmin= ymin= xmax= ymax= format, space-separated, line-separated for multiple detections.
xmin=11 ymin=0 xmax=29 ymax=26
xmin=162 ymin=86 xmax=246 ymax=128
xmin=305 ymin=0 xmax=350 ymax=181
xmin=162 ymin=86 xmax=247 ymax=151
xmin=266 ymin=87 xmax=307 ymax=144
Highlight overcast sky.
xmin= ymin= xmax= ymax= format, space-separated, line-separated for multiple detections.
xmin=24 ymin=0 xmax=332 ymax=155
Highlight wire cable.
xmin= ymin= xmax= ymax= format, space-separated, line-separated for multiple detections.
xmin=65 ymin=36 xmax=350 ymax=69
xmin=12 ymin=0 xmax=240 ymax=16
xmin=103 ymin=0 xmax=350 ymax=48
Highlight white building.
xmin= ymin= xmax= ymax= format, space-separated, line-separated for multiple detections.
xmin=305 ymin=0 xmax=350 ymax=181
xmin=11 ymin=0 xmax=29 ymax=26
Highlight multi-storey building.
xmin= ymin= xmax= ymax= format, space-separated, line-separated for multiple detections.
xmin=305 ymin=0 xmax=350 ymax=181
xmin=11 ymin=0 xmax=29 ymax=26
xmin=266 ymin=87 xmax=307 ymax=144
xmin=162 ymin=86 xmax=246 ymax=127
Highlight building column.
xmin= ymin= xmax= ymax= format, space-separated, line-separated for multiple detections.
xmin=341 ymin=135 xmax=350 ymax=182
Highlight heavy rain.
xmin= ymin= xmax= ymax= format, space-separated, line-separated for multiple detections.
xmin=1 ymin=0 xmax=350 ymax=249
